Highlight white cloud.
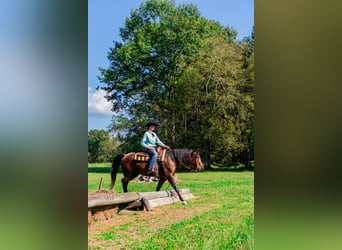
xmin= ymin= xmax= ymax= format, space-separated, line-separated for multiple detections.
xmin=88 ymin=87 xmax=113 ymax=117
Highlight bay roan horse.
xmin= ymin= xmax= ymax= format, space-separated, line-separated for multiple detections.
xmin=110 ymin=148 xmax=204 ymax=205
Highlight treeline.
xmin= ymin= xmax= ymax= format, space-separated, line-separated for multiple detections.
xmin=98 ymin=0 xmax=254 ymax=169
xmin=88 ymin=129 xmax=119 ymax=163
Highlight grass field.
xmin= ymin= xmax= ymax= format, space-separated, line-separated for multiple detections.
xmin=88 ymin=164 xmax=254 ymax=249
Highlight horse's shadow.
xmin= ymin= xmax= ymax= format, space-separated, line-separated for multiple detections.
xmin=88 ymin=167 xmax=120 ymax=173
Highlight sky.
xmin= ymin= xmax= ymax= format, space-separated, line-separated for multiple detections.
xmin=88 ymin=0 xmax=254 ymax=131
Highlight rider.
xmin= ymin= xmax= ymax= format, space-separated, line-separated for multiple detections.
xmin=141 ymin=121 xmax=170 ymax=175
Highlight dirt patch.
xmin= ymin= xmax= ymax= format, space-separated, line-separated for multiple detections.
xmin=89 ymin=189 xmax=178 ymax=226
xmin=88 ymin=190 xmax=119 ymax=226
xmin=88 ymin=189 xmax=116 ymax=199
xmin=88 ymin=205 xmax=119 ymax=226
xmin=88 ymin=198 xmax=218 ymax=249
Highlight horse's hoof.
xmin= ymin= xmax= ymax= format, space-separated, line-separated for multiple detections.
xmin=181 ymin=201 xmax=187 ymax=205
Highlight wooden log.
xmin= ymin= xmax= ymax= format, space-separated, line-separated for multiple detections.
xmin=125 ymin=200 xmax=144 ymax=210
xmin=88 ymin=188 xmax=190 ymax=201
xmin=88 ymin=193 xmax=140 ymax=208
xmin=88 ymin=188 xmax=190 ymax=208
xmin=142 ymin=196 xmax=152 ymax=211
xmin=143 ymin=193 xmax=194 ymax=211
xmin=88 ymin=190 xmax=116 ymax=200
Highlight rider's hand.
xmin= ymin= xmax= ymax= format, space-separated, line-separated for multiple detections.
xmin=165 ymin=146 xmax=171 ymax=150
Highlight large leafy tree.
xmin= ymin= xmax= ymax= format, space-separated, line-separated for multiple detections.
xmin=99 ymin=0 xmax=236 ymax=152
xmin=173 ymin=37 xmax=250 ymax=167
xmin=99 ymin=0 xmax=254 ymax=169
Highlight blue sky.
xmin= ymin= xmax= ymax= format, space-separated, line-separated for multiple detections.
xmin=88 ymin=0 xmax=254 ymax=131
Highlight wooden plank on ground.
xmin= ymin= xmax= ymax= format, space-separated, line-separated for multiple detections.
xmin=143 ymin=193 xmax=194 ymax=211
xmin=88 ymin=189 xmax=190 ymax=208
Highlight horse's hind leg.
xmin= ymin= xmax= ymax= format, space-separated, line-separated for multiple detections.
xmin=121 ymin=173 xmax=139 ymax=193
xmin=121 ymin=176 xmax=130 ymax=193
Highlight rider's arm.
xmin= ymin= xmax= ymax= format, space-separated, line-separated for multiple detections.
xmin=154 ymin=133 xmax=167 ymax=148
xmin=141 ymin=132 xmax=150 ymax=148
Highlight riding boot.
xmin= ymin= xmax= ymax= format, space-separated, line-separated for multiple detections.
xmin=147 ymin=163 xmax=157 ymax=176
xmin=146 ymin=170 xmax=156 ymax=176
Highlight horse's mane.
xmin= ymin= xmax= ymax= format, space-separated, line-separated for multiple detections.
xmin=167 ymin=148 xmax=195 ymax=169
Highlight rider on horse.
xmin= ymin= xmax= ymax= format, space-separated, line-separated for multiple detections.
xmin=141 ymin=121 xmax=170 ymax=175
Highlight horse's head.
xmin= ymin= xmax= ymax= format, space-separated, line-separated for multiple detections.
xmin=190 ymin=149 xmax=204 ymax=171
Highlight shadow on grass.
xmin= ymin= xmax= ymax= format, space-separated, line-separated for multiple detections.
xmin=88 ymin=167 xmax=123 ymax=173
xmin=88 ymin=167 xmax=111 ymax=173
xmin=207 ymin=168 xmax=254 ymax=172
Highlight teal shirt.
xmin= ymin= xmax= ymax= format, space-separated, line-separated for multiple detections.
xmin=141 ymin=131 xmax=166 ymax=148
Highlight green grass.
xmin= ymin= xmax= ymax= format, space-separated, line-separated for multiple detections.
xmin=88 ymin=164 xmax=254 ymax=249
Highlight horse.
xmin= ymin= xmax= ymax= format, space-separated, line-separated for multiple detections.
xmin=109 ymin=148 xmax=204 ymax=205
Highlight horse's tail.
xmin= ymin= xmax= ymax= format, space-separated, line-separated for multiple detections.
xmin=110 ymin=154 xmax=124 ymax=190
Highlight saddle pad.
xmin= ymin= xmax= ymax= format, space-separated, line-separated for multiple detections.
xmin=134 ymin=153 xmax=149 ymax=162
xmin=133 ymin=149 xmax=167 ymax=162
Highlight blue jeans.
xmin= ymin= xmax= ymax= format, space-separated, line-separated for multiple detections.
xmin=145 ymin=147 xmax=157 ymax=170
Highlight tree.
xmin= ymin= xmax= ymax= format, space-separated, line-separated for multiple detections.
xmin=99 ymin=0 xmax=254 ymax=169
xmin=99 ymin=0 xmax=236 ymax=152
xmin=169 ymin=28 xmax=254 ymax=168
xmin=173 ymin=37 xmax=249 ymax=167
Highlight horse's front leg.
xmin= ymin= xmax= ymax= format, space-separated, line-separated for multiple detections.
xmin=166 ymin=176 xmax=186 ymax=205
xmin=156 ymin=177 xmax=167 ymax=191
